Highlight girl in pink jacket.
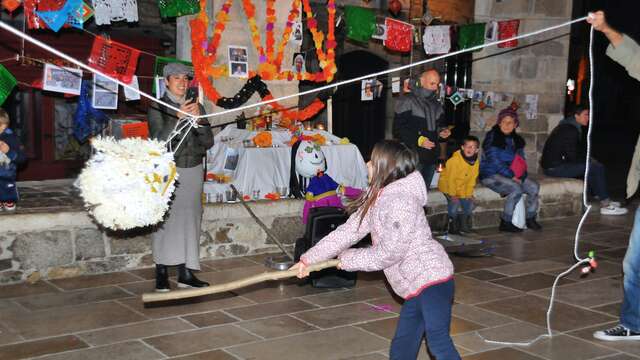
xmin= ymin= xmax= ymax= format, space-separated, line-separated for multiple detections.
xmin=291 ymin=140 xmax=459 ymax=359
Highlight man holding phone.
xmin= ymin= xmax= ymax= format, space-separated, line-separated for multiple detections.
xmin=147 ymin=62 xmax=214 ymax=292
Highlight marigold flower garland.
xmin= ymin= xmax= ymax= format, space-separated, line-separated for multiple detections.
xmin=190 ymin=0 xmax=329 ymax=122
xmin=190 ymin=0 xmax=337 ymax=101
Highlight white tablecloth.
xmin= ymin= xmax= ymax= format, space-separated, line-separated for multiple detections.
xmin=204 ymin=126 xmax=368 ymax=201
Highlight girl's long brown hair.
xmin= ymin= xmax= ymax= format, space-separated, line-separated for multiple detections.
xmin=347 ymin=140 xmax=418 ymax=225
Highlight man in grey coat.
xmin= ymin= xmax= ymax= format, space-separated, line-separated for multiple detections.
xmin=148 ymin=62 xmax=214 ymax=292
xmin=588 ymin=11 xmax=640 ymax=341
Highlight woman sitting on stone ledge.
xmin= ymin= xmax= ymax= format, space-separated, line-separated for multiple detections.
xmin=479 ymin=108 xmax=542 ymax=233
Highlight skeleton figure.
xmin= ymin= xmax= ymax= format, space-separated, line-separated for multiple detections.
xmin=290 ymin=139 xmax=361 ymax=223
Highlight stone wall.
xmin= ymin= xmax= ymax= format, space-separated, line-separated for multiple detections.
xmin=0 ymin=177 xmax=583 ymax=284
xmin=471 ymin=0 xmax=573 ymax=174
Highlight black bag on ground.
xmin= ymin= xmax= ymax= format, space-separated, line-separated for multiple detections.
xmin=294 ymin=207 xmax=362 ymax=288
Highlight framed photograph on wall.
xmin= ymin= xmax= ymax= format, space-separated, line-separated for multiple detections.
xmin=93 ymin=74 xmax=118 ymax=110
xmin=42 ymin=63 xmax=83 ymax=95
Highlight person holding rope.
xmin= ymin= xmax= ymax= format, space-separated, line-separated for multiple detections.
xmin=588 ymin=11 xmax=640 ymax=341
xmin=291 ymin=140 xmax=460 ymax=359
xmin=148 ymin=62 xmax=214 ymax=292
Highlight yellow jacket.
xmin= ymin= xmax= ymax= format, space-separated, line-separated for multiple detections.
xmin=438 ymin=150 xmax=479 ymax=198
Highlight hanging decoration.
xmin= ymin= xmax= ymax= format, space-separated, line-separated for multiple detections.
xmin=384 ymin=18 xmax=413 ymax=52
xmin=344 ymin=5 xmax=375 ymax=43
xmin=92 ymin=0 xmax=138 ymax=26
xmin=2 ymin=0 xmax=22 ymax=13
xmin=190 ymin=0 xmax=337 ymax=102
xmin=75 ymin=136 xmax=178 ymax=230
xmin=214 ymin=75 xmax=325 ymax=127
xmin=0 ymin=64 xmax=17 ymax=106
xmin=498 ymin=19 xmax=520 ymax=48
xmin=73 ymin=80 xmax=110 ymax=142
xmin=458 ymin=23 xmax=485 ymax=51
xmin=87 ymin=36 xmax=140 ymax=84
xmin=25 ymin=0 xmax=66 ymax=29
xmin=422 ymin=25 xmax=451 ymax=55
xmin=157 ymin=0 xmax=199 ymax=18
xmin=35 ymin=0 xmax=81 ymax=32
xmin=215 ymin=75 xmax=267 ymax=109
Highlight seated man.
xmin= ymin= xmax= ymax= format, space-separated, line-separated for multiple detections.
xmin=541 ymin=105 xmax=627 ymax=215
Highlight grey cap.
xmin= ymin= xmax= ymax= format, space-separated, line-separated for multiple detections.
xmin=162 ymin=62 xmax=194 ymax=78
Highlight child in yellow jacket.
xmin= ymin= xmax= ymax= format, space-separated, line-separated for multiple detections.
xmin=438 ymin=136 xmax=480 ymax=234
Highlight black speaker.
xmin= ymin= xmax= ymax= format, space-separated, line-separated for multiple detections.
xmin=294 ymin=207 xmax=358 ymax=288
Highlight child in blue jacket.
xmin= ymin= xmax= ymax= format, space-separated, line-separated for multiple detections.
xmin=0 ymin=108 xmax=26 ymax=211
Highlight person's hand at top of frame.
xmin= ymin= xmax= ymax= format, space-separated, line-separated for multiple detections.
xmin=587 ymin=11 xmax=609 ymax=32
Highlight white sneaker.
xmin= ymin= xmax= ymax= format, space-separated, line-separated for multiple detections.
xmin=594 ymin=325 xmax=640 ymax=341
xmin=600 ymin=205 xmax=628 ymax=216
xmin=609 ymin=201 xmax=622 ymax=208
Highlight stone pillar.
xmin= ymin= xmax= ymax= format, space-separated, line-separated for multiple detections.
xmin=471 ymin=0 xmax=573 ymax=174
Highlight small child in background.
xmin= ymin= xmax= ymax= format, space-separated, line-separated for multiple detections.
xmin=292 ymin=140 xmax=460 ymax=360
xmin=438 ymin=136 xmax=480 ymax=235
xmin=0 ymin=108 xmax=26 ymax=212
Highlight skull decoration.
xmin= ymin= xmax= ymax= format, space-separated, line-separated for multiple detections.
xmin=294 ymin=140 xmax=326 ymax=178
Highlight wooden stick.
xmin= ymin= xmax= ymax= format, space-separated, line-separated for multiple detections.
xmin=142 ymin=259 xmax=339 ymax=303
xmin=231 ymin=184 xmax=294 ymax=260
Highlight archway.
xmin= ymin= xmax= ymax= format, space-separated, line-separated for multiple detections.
xmin=332 ymin=50 xmax=388 ymax=160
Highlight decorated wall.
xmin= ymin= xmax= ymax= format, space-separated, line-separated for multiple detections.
xmin=470 ymin=0 xmax=573 ymax=174
xmin=178 ymin=0 xmax=305 ymax=129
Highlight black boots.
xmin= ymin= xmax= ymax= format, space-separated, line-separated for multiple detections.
xmin=447 ymin=216 xmax=460 ymax=235
xmin=155 ymin=264 xmax=170 ymax=293
xmin=155 ymin=264 xmax=210 ymax=292
xmin=526 ymin=217 xmax=542 ymax=231
xmin=499 ymin=218 xmax=523 ymax=233
xmin=177 ymin=264 xmax=210 ymax=288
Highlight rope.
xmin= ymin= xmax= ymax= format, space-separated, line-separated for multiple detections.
xmin=0 ymin=16 xmax=587 ymax=123
xmin=479 ymin=24 xmax=597 ymax=347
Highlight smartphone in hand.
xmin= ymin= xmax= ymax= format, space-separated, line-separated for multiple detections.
xmin=186 ymin=87 xmax=199 ymax=103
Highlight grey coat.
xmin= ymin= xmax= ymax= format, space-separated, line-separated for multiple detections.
xmin=147 ymin=95 xmax=214 ymax=168
xmin=607 ymin=36 xmax=640 ymax=197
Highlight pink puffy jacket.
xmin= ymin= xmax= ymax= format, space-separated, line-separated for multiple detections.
xmin=300 ymin=171 xmax=454 ymax=299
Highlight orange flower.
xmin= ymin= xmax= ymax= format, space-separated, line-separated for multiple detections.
xmin=253 ymin=131 xmax=273 ymax=147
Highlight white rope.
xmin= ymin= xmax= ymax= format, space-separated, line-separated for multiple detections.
xmin=479 ymin=24 xmax=597 ymax=347
xmin=0 ymin=16 xmax=587 ymax=122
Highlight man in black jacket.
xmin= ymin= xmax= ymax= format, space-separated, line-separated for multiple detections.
xmin=541 ymin=105 xmax=626 ymax=215
xmin=393 ymin=69 xmax=450 ymax=189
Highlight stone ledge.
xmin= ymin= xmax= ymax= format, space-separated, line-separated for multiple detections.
xmin=0 ymin=177 xmax=583 ymax=284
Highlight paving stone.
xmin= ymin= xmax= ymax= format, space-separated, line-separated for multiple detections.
xmin=36 ymin=340 xmax=163 ymax=360
xmin=1 ymin=301 xmax=146 ymax=339
xmin=144 ymin=325 xmax=258 ymax=357
xmin=0 ymin=335 xmax=88 ymax=360
xmin=15 ymin=286 xmax=131 ymax=310
xmin=78 ymin=319 xmax=195 ymax=346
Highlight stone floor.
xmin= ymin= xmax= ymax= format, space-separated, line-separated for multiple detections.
xmin=0 ymin=212 xmax=638 ymax=360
